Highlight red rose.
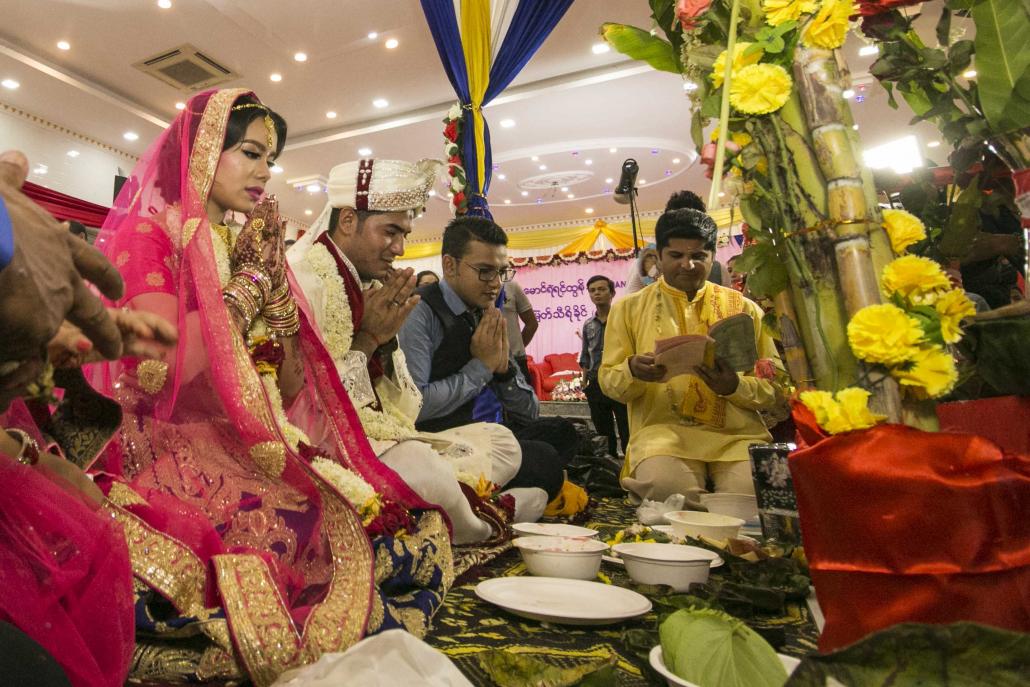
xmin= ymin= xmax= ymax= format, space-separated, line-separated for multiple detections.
xmin=250 ymin=338 xmax=285 ymax=369
xmin=366 ymin=500 xmax=415 ymax=538
xmin=448 ymin=165 xmax=457 ymax=177
xmin=753 ymin=358 xmax=777 ymax=380
xmin=452 ymin=191 xmax=466 ymax=207
xmin=676 ymin=0 xmax=712 ymax=29
xmin=444 ymin=120 xmax=458 ymax=142
xmin=856 ymin=0 xmax=922 ymax=16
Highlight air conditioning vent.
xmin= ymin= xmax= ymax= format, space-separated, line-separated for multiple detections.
xmin=133 ymin=43 xmax=238 ymax=92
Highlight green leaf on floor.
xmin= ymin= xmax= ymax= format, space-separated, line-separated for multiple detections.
xmin=476 ymin=650 xmax=617 ymax=687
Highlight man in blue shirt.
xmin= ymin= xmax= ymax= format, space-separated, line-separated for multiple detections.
xmin=580 ymin=275 xmax=629 ymax=456
xmin=399 ymin=216 xmax=578 ymax=501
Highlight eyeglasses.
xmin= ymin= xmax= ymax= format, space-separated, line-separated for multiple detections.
xmin=460 ymin=261 xmax=516 ymax=283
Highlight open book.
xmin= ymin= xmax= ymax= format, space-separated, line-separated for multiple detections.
xmin=653 ymin=312 xmax=758 ymax=382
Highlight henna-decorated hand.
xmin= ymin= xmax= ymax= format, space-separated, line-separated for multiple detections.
xmin=231 ymin=195 xmax=286 ymax=288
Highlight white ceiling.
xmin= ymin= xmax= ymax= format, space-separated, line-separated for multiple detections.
xmin=0 ymin=0 xmax=952 ymax=240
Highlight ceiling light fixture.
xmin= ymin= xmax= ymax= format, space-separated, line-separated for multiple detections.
xmin=66 ymin=150 xmax=79 ymax=158
xmin=639 ymin=179 xmax=647 ymax=185
xmin=567 ymin=193 xmax=575 ymax=199
xmin=304 ymin=209 xmax=313 ymax=216
xmin=539 ymin=164 xmax=547 ymax=171
xmin=521 ymin=191 xmax=529 ymax=197
xmin=428 ymin=189 xmax=437 ymax=196
xmin=560 ymin=187 xmax=568 ymax=192
xmin=585 ymin=159 xmax=593 ymax=166
xmin=858 ymin=45 xmax=879 ymax=57
xmin=270 ymin=73 xmax=282 ymax=82
xmin=585 ymin=208 xmax=594 ymax=214
xmin=175 ymin=101 xmax=186 ymax=110
xmin=326 ymin=111 xmax=337 ymax=119
xmin=609 ymin=147 xmax=617 ymax=153
xmin=672 ymin=157 xmax=681 ymax=164
xmin=530 ymin=155 xmax=539 ymax=161
xmin=497 ymin=173 xmax=507 ymax=180
xmin=306 ymin=183 xmax=321 ymax=193
xmin=294 ymin=52 xmax=308 ymax=62
xmin=718 ymin=191 xmax=726 ymax=198
xmin=853 ymin=124 xmax=860 ymax=130
xmin=123 ymin=131 xmax=139 ymax=141
xmin=842 ymin=88 xmax=855 ymax=99
xmin=1 ymin=79 xmax=19 ymax=90
xmin=157 ymin=0 xmax=172 ymax=8
xmin=591 ymin=42 xmax=611 ymax=55
xmin=57 ymin=41 xmax=70 ymax=51
xmin=385 ymin=38 xmax=399 ymax=50
xmin=499 ymin=118 xmax=515 ymax=128
xmin=33 ymin=165 xmax=47 ymax=175
xmin=963 ymin=69 xmax=977 ymax=79
xmin=504 ymin=199 xmax=511 ymax=204
xmin=271 ymin=164 xmax=284 ymax=174
xmin=927 ymin=140 xmax=941 ymax=148
xmin=368 ymin=31 xmax=379 ymax=40
xmin=605 ymin=177 xmax=613 ymax=184
xmin=358 ymin=147 xmax=372 ymax=156
xmin=372 ymin=98 xmax=389 ymax=108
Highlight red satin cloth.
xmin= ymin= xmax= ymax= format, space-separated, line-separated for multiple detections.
xmin=23 ymin=180 xmax=111 ymax=228
xmin=790 ymin=402 xmax=1030 ymax=651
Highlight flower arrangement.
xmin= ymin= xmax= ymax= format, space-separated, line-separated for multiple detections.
xmin=800 ymin=387 xmax=886 ymax=434
xmin=442 ymin=103 xmax=469 ymax=215
xmin=551 ymin=375 xmax=586 ymax=402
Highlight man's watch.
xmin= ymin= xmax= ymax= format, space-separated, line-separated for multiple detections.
xmin=493 ymin=366 xmax=517 ymax=383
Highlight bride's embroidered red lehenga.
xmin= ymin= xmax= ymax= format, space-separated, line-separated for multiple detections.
xmin=87 ymin=88 xmax=453 ymax=686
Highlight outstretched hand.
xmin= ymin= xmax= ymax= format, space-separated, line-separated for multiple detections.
xmin=48 ymin=309 xmax=178 ymax=369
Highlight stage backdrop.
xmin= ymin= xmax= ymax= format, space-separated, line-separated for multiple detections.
xmin=516 ymin=258 xmax=633 ymax=362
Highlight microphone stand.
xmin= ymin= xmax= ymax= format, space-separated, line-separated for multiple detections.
xmin=628 ymin=186 xmax=640 ymax=257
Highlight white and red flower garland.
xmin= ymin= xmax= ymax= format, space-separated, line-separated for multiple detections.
xmin=443 ymin=103 xmax=469 ymax=215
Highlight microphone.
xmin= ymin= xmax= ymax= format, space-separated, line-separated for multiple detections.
xmin=613 ymin=158 xmax=638 ymax=205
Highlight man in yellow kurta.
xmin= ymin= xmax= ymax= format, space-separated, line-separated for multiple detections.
xmin=599 ymin=208 xmax=785 ymax=501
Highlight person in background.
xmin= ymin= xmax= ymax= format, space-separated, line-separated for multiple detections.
xmin=416 ymin=270 xmax=440 ymax=287
xmin=726 ymin=254 xmax=745 ymax=292
xmin=665 ymin=189 xmax=726 ymax=286
xmin=67 ymin=220 xmax=89 ymax=242
xmin=399 ymin=216 xmax=578 ymax=502
xmin=625 ymin=245 xmax=660 ymax=295
xmin=600 ymin=208 xmax=785 ymax=502
xmin=501 ymin=279 xmax=538 ymax=384
xmin=580 ymin=275 xmax=629 ymax=457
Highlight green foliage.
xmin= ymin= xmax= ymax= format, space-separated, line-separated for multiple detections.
xmin=938 ymin=178 xmax=983 ymax=259
xmin=476 ymin=650 xmax=617 ymax=687
xmin=601 ymin=23 xmax=680 ymax=73
xmin=971 ymin=0 xmax=1030 ymax=134
xmin=745 ymin=20 xmax=798 ymax=56
xmin=734 ymin=242 xmax=791 ymax=298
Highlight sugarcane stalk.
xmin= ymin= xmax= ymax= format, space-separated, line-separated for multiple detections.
xmin=708 ymin=0 xmax=743 ymax=209
xmin=794 ymin=46 xmax=902 ymax=421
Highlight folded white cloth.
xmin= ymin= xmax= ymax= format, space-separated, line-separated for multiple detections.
xmin=501 ymin=487 xmax=548 ymax=523
xmin=272 ymin=630 xmax=472 ymax=686
xmin=637 ymin=493 xmax=692 ymax=525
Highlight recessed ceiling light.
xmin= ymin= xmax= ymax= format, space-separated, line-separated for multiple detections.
xmin=157 ymin=0 xmax=172 ymax=8
xmin=306 ymin=183 xmax=321 ymax=193
xmin=175 ymin=101 xmax=186 ymax=110
xmin=1 ymin=79 xmax=19 ymax=90
xmin=584 ymin=159 xmax=593 ymax=166
xmin=368 ymin=31 xmax=379 ymax=40
xmin=385 ymin=38 xmax=399 ymax=50
xmin=504 ymin=199 xmax=511 ymax=204
xmin=372 ymin=98 xmax=389 ymax=108
xmin=853 ymin=124 xmax=860 ymax=130
xmin=682 ymin=81 xmax=699 ymax=92
xmin=497 ymin=173 xmax=506 ymax=180
xmin=428 ymin=189 xmax=437 ymax=196
xmin=66 ymin=150 xmax=79 ymax=158
xmin=294 ymin=52 xmax=308 ymax=62
xmin=672 ymin=158 xmax=681 ymax=164
xmin=57 ymin=41 xmax=70 ymax=51
xmin=842 ymin=88 xmax=855 ymax=99
xmin=605 ymin=177 xmax=613 ymax=184
xmin=858 ymin=45 xmax=879 ymax=57
xmin=591 ymin=43 xmax=610 ymax=55
xmin=585 ymin=207 xmax=594 ymax=214
xmin=358 ymin=147 xmax=372 ymax=156
xmin=718 ymin=191 xmax=726 ymax=198
xmin=271 ymin=164 xmax=283 ymax=174
xmin=270 ymin=73 xmax=283 ymax=82
xmin=499 ymin=118 xmax=515 ymax=128
xmin=521 ymin=191 xmax=529 ymax=197
xmin=560 ymin=186 xmax=569 ymax=192
xmin=304 ymin=209 xmax=313 ymax=216
xmin=609 ymin=147 xmax=617 ymax=153
xmin=123 ymin=131 xmax=139 ymax=141
xmin=33 ymin=165 xmax=47 ymax=175
xmin=927 ymin=140 xmax=941 ymax=148
xmin=639 ymin=179 xmax=647 ymax=185
xmin=539 ymin=164 xmax=547 ymax=171
xmin=651 ymin=149 xmax=659 ymax=155
xmin=567 ymin=193 xmax=575 ymax=199
xmin=963 ymin=69 xmax=977 ymax=79
xmin=531 ymin=155 xmax=539 ymax=162
xmin=326 ymin=110 xmax=337 ymax=119
xmin=536 ymin=198 xmax=543 ymax=204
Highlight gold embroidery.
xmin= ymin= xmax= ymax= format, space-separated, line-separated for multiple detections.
xmin=248 ymin=441 xmax=285 ymax=479
xmin=104 ymin=502 xmax=207 ymax=616
xmin=181 ymin=217 xmax=201 ymax=248
xmin=107 ymin=482 xmax=148 ymax=507
xmin=187 ymin=89 xmax=247 ymax=238
xmin=116 ymin=251 xmax=131 ymax=267
xmin=137 ymin=360 xmax=169 ymax=394
xmin=136 ymin=222 xmax=154 ymax=234
xmin=367 ymin=592 xmax=386 ymax=634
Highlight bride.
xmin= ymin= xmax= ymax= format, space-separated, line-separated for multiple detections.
xmin=88 ymin=88 xmax=453 ymax=685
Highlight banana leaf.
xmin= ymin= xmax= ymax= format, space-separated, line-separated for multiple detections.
xmin=476 ymin=650 xmax=616 ymax=687
xmin=971 ymin=0 xmax=1030 ymax=134
xmin=785 ymin=622 xmax=1030 ymax=686
xmin=600 ymin=23 xmax=680 ymax=73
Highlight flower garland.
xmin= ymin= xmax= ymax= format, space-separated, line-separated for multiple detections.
xmin=442 ymin=103 xmax=469 ymax=214
xmin=305 ymin=449 xmax=414 ymax=538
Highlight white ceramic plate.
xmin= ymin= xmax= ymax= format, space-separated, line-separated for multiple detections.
xmin=649 ymin=645 xmax=800 ymax=686
xmin=604 ymin=546 xmax=724 ymax=569
xmin=512 ymin=523 xmax=599 ymax=538
xmin=475 ymin=577 xmax=652 ymax=626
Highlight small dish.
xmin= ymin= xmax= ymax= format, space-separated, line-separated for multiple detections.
xmin=665 ymin=511 xmax=745 ymax=541
xmin=700 ymin=492 xmax=759 ymax=522
xmin=649 ymin=645 xmax=801 ymax=687
xmin=612 ymin=543 xmax=719 ymax=591
xmin=513 ymin=536 xmax=608 ymax=580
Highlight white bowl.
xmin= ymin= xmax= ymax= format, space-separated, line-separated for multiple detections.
xmin=513 ymin=536 xmax=607 ymax=580
xmin=611 ymin=543 xmax=717 ymax=591
xmin=700 ymin=492 xmax=759 ymax=522
xmin=649 ymin=645 xmax=801 ymax=687
xmin=512 ymin=522 xmax=599 ymax=538
xmin=665 ymin=511 xmax=745 ymax=541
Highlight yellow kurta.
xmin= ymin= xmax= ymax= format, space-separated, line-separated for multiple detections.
xmin=599 ymin=278 xmax=783 ymax=477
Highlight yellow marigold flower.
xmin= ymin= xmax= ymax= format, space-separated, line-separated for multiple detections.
xmin=799 ymin=390 xmax=838 ymax=427
xmin=730 ymin=63 xmax=793 ymax=115
xmin=710 ymin=42 xmax=763 ymax=89
xmin=892 ymin=346 xmax=958 ymax=399
xmin=764 ymin=0 xmax=819 ymax=26
xmin=802 ymin=0 xmax=857 ymax=50
xmin=934 ymin=288 xmax=976 ymax=344
xmin=755 ymin=156 xmax=769 ymax=175
xmin=835 ymin=387 xmax=886 ymax=430
xmin=847 ymin=303 xmax=924 ymax=365
xmin=732 ymin=132 xmax=753 ymax=147
xmin=880 ymin=255 xmax=951 ymax=302
xmin=881 ymin=208 xmax=927 ymax=255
